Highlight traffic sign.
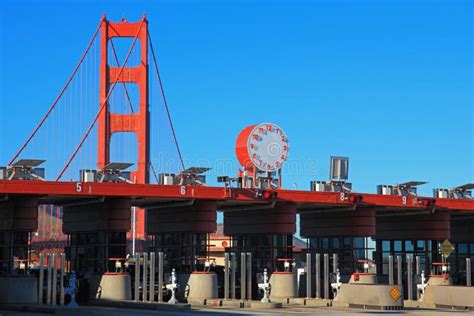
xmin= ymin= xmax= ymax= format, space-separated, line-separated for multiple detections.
xmin=440 ymin=239 xmax=454 ymax=258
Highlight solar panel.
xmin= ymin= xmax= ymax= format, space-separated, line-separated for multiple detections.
xmin=399 ymin=181 xmax=427 ymax=187
xmin=11 ymin=159 xmax=45 ymax=167
xmin=456 ymin=183 xmax=474 ymax=191
xmin=180 ymin=167 xmax=211 ymax=175
xmin=102 ymin=162 xmax=134 ymax=171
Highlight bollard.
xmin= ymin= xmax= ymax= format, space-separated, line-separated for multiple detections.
xmin=224 ymin=253 xmax=230 ymax=299
xmin=332 ymin=253 xmax=338 ymax=275
xmin=158 ymin=252 xmax=164 ymax=302
xmin=306 ymin=253 xmax=312 ymax=299
xmin=167 ymin=268 xmax=179 ymax=304
xmin=388 ymin=255 xmax=394 ymax=285
xmin=315 ymin=253 xmax=321 ymax=299
xmin=415 ymin=256 xmax=420 ymax=299
xmin=407 ymin=255 xmax=413 ymax=300
xmin=38 ymin=253 xmax=44 ymax=304
xmin=142 ymin=253 xmax=148 ymax=302
xmin=60 ymin=253 xmax=65 ymax=306
xmin=415 ymin=256 xmax=420 ymax=275
xmin=467 ymin=258 xmax=472 ymax=287
xmin=52 ymin=254 xmax=57 ymax=305
xmin=150 ymin=252 xmax=155 ymax=303
xmin=324 ymin=254 xmax=329 ymax=299
xmin=397 ymin=256 xmax=402 ymax=286
xmin=134 ymin=253 xmax=140 ymax=302
xmin=246 ymin=252 xmax=252 ymax=300
xmin=240 ymin=253 xmax=247 ymax=300
xmin=258 ymin=269 xmax=271 ymax=303
xmin=231 ymin=253 xmax=236 ymax=300
xmin=46 ymin=254 xmax=52 ymax=305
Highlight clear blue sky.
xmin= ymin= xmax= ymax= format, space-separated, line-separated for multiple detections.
xmin=0 ymin=0 xmax=472 ymax=196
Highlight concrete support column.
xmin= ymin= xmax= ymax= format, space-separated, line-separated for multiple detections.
xmin=60 ymin=254 xmax=65 ymax=306
xmin=306 ymin=253 xmax=312 ymax=299
xmin=224 ymin=253 xmax=230 ymax=299
xmin=52 ymin=254 xmax=57 ymax=305
xmin=150 ymin=252 xmax=155 ymax=303
xmin=407 ymin=255 xmax=413 ymax=300
xmin=240 ymin=253 xmax=246 ymax=300
xmin=324 ymin=254 xmax=329 ymax=299
xmin=142 ymin=253 xmax=148 ymax=302
xmin=158 ymin=252 xmax=164 ymax=302
xmin=388 ymin=255 xmax=394 ymax=285
xmin=38 ymin=253 xmax=44 ymax=305
xmin=134 ymin=253 xmax=140 ymax=302
xmin=415 ymin=256 xmax=420 ymax=300
xmin=231 ymin=253 xmax=236 ymax=299
xmin=46 ymin=254 xmax=52 ymax=305
xmin=246 ymin=252 xmax=252 ymax=300
xmin=315 ymin=253 xmax=321 ymax=299
xmin=397 ymin=255 xmax=402 ymax=286
xmin=467 ymin=258 xmax=472 ymax=287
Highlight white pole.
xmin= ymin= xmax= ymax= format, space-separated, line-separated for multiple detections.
xmin=132 ymin=207 xmax=136 ymax=255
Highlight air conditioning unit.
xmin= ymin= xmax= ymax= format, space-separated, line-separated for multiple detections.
xmin=433 ymin=188 xmax=449 ymax=199
xmin=80 ymin=169 xmax=97 ymax=182
xmin=159 ymin=173 xmax=177 ymax=185
xmin=310 ymin=181 xmax=327 ymax=192
xmin=377 ymin=185 xmax=394 ymax=195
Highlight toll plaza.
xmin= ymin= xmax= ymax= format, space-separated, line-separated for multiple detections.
xmin=0 ymin=15 xmax=473 ymax=314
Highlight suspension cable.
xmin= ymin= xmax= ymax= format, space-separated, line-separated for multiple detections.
xmin=148 ymin=32 xmax=186 ymax=171
xmin=8 ymin=15 xmax=105 ymax=166
xmin=112 ymin=34 xmax=163 ymax=180
xmin=149 ymin=161 xmax=159 ymax=183
xmin=56 ymin=17 xmax=146 ymax=181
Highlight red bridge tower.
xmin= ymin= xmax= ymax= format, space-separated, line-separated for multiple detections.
xmin=98 ymin=16 xmax=149 ymax=238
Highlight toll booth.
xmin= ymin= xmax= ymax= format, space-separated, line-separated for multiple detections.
xmin=61 ymin=198 xmax=131 ymax=275
xmin=145 ymin=198 xmax=218 ymax=301
xmin=145 ymin=199 xmax=217 ymax=273
xmin=374 ymin=210 xmax=449 ymax=287
xmin=449 ymin=217 xmax=474 ymax=285
xmin=301 ymin=206 xmax=376 ymax=280
xmin=0 ymin=196 xmax=39 ymax=275
xmin=222 ymin=202 xmax=297 ymax=299
xmin=0 ymin=195 xmax=39 ymax=303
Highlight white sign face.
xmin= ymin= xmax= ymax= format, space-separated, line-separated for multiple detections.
xmin=247 ymin=123 xmax=289 ymax=172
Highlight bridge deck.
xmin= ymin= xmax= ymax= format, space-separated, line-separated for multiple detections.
xmin=0 ymin=180 xmax=472 ymax=213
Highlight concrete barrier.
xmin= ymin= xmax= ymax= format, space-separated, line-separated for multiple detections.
xmin=269 ymin=272 xmax=297 ymax=302
xmin=177 ymin=272 xmax=218 ymax=301
xmin=90 ymin=273 xmax=132 ymax=301
xmin=334 ymin=283 xmax=403 ymax=310
xmin=414 ymin=285 xmax=474 ymax=310
xmin=0 ymin=276 xmax=38 ymax=303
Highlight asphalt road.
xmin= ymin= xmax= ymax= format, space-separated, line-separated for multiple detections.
xmin=1 ymin=306 xmax=473 ymax=316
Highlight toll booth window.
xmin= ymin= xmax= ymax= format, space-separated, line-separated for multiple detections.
xmin=343 ymin=238 xmax=351 ymax=247
xmin=405 ymin=240 xmax=414 ymax=252
xmin=382 ymin=241 xmax=390 ymax=252
xmin=322 ymin=238 xmax=329 ymax=249
xmin=458 ymin=243 xmax=468 ymax=254
xmin=394 ymin=240 xmax=402 ymax=252
xmin=416 ymin=240 xmax=425 ymax=251
xmin=310 ymin=237 xmax=374 ymax=276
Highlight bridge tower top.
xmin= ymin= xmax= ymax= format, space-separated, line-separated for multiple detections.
xmin=98 ymin=16 xmax=149 ymax=184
